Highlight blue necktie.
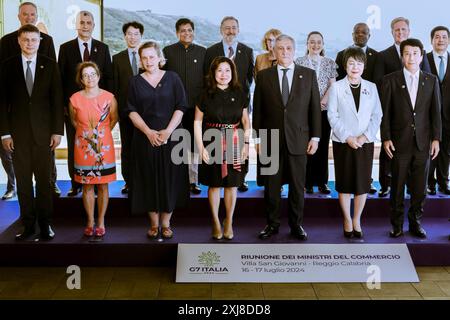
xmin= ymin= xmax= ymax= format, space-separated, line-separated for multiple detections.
xmin=439 ymin=56 xmax=445 ymax=82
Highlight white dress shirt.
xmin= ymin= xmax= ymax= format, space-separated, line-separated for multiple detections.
xmin=78 ymin=38 xmax=92 ymax=60
xmin=277 ymin=63 xmax=295 ymax=93
xmin=404 ymin=68 xmax=420 ymax=109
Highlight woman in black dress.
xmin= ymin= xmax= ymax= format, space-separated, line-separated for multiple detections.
xmin=126 ymin=41 xmax=189 ymax=239
xmin=194 ymin=57 xmax=250 ymax=240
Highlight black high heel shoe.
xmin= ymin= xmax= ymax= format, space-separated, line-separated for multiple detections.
xmin=343 ymin=229 xmax=354 ymax=238
xmin=353 ymin=229 xmax=364 ymax=238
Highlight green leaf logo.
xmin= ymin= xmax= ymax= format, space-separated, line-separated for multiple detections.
xmin=198 ymin=251 xmax=220 ymax=267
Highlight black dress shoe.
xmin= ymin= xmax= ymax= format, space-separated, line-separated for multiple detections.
xmin=190 ymin=183 xmax=201 ymax=195
xmin=369 ymin=184 xmax=377 ymax=195
xmin=39 ymin=226 xmax=55 ymax=241
xmin=389 ymin=227 xmax=404 ymax=238
xmin=258 ymin=225 xmax=279 ymax=239
xmin=238 ymin=181 xmax=249 ymax=192
xmin=121 ymin=184 xmax=129 ymax=194
xmin=318 ymin=184 xmax=331 ymax=195
xmin=52 ymin=183 xmax=61 ymax=197
xmin=427 ymin=186 xmax=437 ymax=195
xmin=67 ymin=187 xmax=81 ymax=197
xmin=438 ymin=185 xmax=450 ymax=195
xmin=15 ymin=228 xmax=36 ymax=241
xmin=409 ymin=225 xmax=427 ymax=239
xmin=378 ymin=187 xmax=391 ymax=198
xmin=305 ymin=187 xmax=314 ymax=194
xmin=290 ymin=226 xmax=308 ymax=241
xmin=1 ymin=190 xmax=15 ymax=200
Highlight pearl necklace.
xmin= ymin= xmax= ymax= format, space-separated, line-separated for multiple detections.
xmin=349 ymin=82 xmax=361 ymax=89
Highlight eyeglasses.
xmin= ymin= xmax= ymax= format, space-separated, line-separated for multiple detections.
xmin=82 ymin=72 xmax=98 ymax=79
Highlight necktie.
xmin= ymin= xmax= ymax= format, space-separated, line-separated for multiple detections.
xmin=439 ymin=56 xmax=445 ymax=82
xmin=131 ymin=51 xmax=138 ymax=76
xmin=83 ymin=42 xmax=90 ymax=62
xmin=282 ymin=68 xmax=290 ymax=106
xmin=25 ymin=60 xmax=33 ymax=96
xmin=228 ymin=46 xmax=234 ymax=60
xmin=409 ymin=75 xmax=417 ymax=109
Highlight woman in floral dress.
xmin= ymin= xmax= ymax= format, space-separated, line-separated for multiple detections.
xmin=69 ymin=62 xmax=118 ymax=239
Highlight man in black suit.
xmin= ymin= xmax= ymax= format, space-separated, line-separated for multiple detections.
xmin=163 ymin=18 xmax=206 ymax=195
xmin=204 ymin=16 xmax=254 ymax=192
xmin=374 ymin=17 xmax=432 ymax=198
xmin=113 ymin=21 xmax=144 ymax=195
xmin=336 ymin=23 xmax=378 ymax=82
xmin=253 ymin=35 xmax=321 ymax=240
xmin=381 ymin=38 xmax=441 ymax=239
xmin=0 ymin=24 xmax=64 ymax=241
xmin=0 ymin=1 xmax=59 ymax=199
xmin=426 ymin=26 xmax=450 ymax=196
xmin=59 ymin=10 xmax=113 ymax=196
xmin=335 ymin=22 xmax=379 ymax=194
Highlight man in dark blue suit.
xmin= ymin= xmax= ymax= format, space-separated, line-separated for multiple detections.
xmin=0 ymin=1 xmax=60 ymax=200
xmin=0 ymin=25 xmax=64 ymax=241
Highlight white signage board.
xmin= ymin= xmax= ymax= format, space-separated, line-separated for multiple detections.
xmin=176 ymin=244 xmax=419 ymax=283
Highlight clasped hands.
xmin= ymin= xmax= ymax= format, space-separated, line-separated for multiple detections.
xmin=146 ymin=129 xmax=171 ymax=147
xmin=346 ymin=135 xmax=368 ymax=150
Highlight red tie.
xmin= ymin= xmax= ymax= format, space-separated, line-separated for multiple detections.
xmin=83 ymin=42 xmax=90 ymax=62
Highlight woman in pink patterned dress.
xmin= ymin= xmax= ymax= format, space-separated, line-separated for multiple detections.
xmin=69 ymin=62 xmax=118 ymax=239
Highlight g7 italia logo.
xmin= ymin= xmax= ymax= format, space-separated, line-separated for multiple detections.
xmin=189 ymin=251 xmax=229 ymax=274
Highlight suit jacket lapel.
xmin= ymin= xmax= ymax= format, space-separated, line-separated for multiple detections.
xmin=71 ymin=38 xmax=82 ymax=64
xmin=444 ymin=53 xmax=450 ymax=85
xmin=428 ymin=53 xmax=438 ymax=76
xmin=414 ymin=72 xmax=427 ymax=111
xmin=399 ymin=71 xmax=414 ymax=111
xmin=31 ymin=55 xmax=45 ymax=97
xmin=90 ymin=39 xmax=99 ymax=62
xmin=288 ymin=67 xmax=300 ymax=106
xmin=390 ymin=45 xmax=402 ymax=70
xmin=15 ymin=56 xmax=28 ymax=95
xmin=121 ymin=50 xmax=133 ymax=75
xmin=343 ymin=77 xmax=359 ymax=118
xmin=269 ymin=67 xmax=284 ymax=109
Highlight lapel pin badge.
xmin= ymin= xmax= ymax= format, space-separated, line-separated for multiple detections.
xmin=231 ymin=98 xmax=235 ymax=102
xmin=40 ymin=65 xmax=44 ymax=69
xmin=94 ymin=48 xmax=97 ymax=53
xmin=299 ymin=75 xmax=303 ymax=79
xmin=402 ymin=85 xmax=406 ymax=89
xmin=158 ymin=84 xmax=162 ymax=87
xmin=194 ymin=59 xmax=197 ymax=63
xmin=369 ymin=52 xmax=372 ymax=56
xmin=238 ymin=50 xmax=241 ymax=54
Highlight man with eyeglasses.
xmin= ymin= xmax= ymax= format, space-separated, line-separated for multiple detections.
xmin=204 ymin=16 xmax=254 ymax=192
xmin=113 ymin=21 xmax=144 ymax=195
xmin=163 ymin=18 xmax=206 ymax=195
xmin=0 ymin=24 xmax=64 ymax=241
xmin=58 ymin=10 xmax=113 ymax=197
xmin=0 ymin=1 xmax=58 ymax=200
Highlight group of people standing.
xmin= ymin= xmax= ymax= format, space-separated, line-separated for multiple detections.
xmin=0 ymin=2 xmax=448 ymax=242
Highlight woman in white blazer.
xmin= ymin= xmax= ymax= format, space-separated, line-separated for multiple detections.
xmin=327 ymin=47 xmax=382 ymax=239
